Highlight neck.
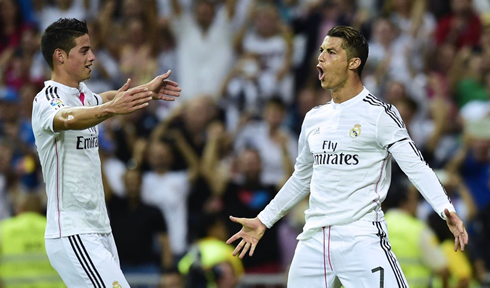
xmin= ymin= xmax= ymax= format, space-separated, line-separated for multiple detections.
xmin=51 ymin=71 xmax=80 ymax=89
xmin=331 ymin=77 xmax=364 ymax=104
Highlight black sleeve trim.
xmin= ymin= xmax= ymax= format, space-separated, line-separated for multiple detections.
xmin=386 ymin=137 xmax=409 ymax=149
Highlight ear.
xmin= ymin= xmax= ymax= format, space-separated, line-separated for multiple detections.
xmin=348 ymin=58 xmax=361 ymax=71
xmin=54 ymin=49 xmax=66 ymax=65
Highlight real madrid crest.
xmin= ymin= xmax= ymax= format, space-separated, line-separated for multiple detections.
xmin=112 ymin=281 xmax=122 ymax=288
xmin=349 ymin=124 xmax=361 ymax=138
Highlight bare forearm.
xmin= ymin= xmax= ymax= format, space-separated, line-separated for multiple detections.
xmin=53 ymin=104 xmax=114 ymax=132
xmin=99 ymin=90 xmax=117 ymax=103
xmin=175 ymin=136 xmax=200 ymax=181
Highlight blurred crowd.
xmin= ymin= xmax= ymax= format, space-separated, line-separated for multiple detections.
xmin=1 ymin=0 xmax=490 ymax=287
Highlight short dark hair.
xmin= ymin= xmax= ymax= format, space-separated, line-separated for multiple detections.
xmin=327 ymin=26 xmax=369 ymax=77
xmin=41 ymin=18 xmax=89 ymax=70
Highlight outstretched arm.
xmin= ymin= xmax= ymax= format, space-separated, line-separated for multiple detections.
xmin=53 ymin=80 xmax=152 ymax=132
xmin=99 ymin=70 xmax=181 ymax=103
xmin=226 ymin=216 xmax=267 ymax=259
xmin=377 ymin=105 xmax=468 ymax=251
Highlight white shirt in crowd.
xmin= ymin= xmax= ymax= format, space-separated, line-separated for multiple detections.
xmin=234 ymin=122 xmax=297 ymax=186
xmin=32 ymin=80 xmax=110 ymax=238
xmin=171 ymin=9 xmax=234 ymax=100
xmin=141 ymin=170 xmax=190 ymax=256
xmin=258 ymin=88 xmax=455 ymax=240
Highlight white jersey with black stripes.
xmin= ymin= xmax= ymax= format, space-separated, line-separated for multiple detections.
xmin=32 ymin=80 xmax=110 ymax=238
xmin=257 ymin=87 xmax=455 ymax=240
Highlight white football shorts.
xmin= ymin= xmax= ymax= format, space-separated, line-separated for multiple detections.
xmin=46 ymin=233 xmax=130 ymax=288
xmin=287 ymin=220 xmax=409 ymax=288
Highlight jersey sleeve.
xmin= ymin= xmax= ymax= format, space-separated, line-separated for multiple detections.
xmin=93 ymin=93 xmax=103 ymax=106
xmin=32 ymin=89 xmax=68 ymax=134
xmin=257 ymin=117 xmax=313 ymax=228
xmin=375 ymin=104 xmax=410 ymax=149
xmin=375 ymin=105 xmax=456 ymax=220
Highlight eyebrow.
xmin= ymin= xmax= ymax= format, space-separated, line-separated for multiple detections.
xmin=319 ymin=46 xmax=337 ymax=52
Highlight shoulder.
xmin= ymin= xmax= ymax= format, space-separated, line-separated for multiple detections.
xmin=311 ymin=100 xmax=332 ymax=111
xmin=361 ymin=94 xmax=405 ymax=128
xmin=303 ymin=101 xmax=332 ymax=123
xmin=33 ymin=84 xmax=66 ymax=110
xmin=360 ymin=93 xmax=394 ymax=115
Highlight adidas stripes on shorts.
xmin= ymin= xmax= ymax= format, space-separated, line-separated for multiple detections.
xmin=46 ymin=233 xmax=130 ymax=288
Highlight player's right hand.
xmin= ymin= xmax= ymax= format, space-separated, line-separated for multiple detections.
xmin=110 ymin=78 xmax=153 ymax=115
xmin=226 ymin=216 xmax=267 ymax=259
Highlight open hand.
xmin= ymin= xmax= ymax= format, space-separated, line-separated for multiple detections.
xmin=143 ymin=70 xmax=181 ymax=101
xmin=110 ymin=79 xmax=153 ymax=115
xmin=444 ymin=209 xmax=469 ymax=252
xmin=226 ymin=216 xmax=267 ymax=259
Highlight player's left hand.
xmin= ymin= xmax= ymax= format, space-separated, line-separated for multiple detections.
xmin=444 ymin=208 xmax=469 ymax=252
xmin=143 ymin=70 xmax=181 ymax=101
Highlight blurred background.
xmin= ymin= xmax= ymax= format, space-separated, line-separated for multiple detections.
xmin=0 ymin=0 xmax=490 ymax=287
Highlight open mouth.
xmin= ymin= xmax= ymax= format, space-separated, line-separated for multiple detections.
xmin=316 ymin=65 xmax=325 ymax=81
xmin=85 ymin=64 xmax=92 ymax=72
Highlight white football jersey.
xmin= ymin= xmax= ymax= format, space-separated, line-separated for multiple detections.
xmin=258 ymin=88 xmax=455 ymax=240
xmin=32 ymin=80 xmax=110 ymax=238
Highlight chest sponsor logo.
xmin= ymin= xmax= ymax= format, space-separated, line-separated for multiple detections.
xmin=313 ymin=140 xmax=359 ymax=166
xmin=112 ymin=281 xmax=122 ymax=288
xmin=76 ymin=126 xmax=98 ymax=150
xmin=349 ymin=124 xmax=361 ymax=138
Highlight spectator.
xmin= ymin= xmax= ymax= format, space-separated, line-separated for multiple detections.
xmin=234 ymin=97 xmax=296 ymax=186
xmin=446 ymin=118 xmax=490 ymax=211
xmin=0 ymin=193 xmax=65 ymax=288
xmin=169 ymin=0 xmax=237 ymax=101
xmin=384 ymin=180 xmax=450 ymax=288
xmin=219 ymin=52 xmax=262 ymax=126
xmin=150 ymin=96 xmax=219 ymax=170
xmin=365 ymin=17 xmax=425 ymax=98
xmin=84 ymin=19 xmax=122 ymax=93
xmin=219 ymin=148 xmax=282 ymax=272
xmin=36 ymin=0 xmax=90 ymax=32
xmin=235 ymin=2 xmax=295 ymax=105
xmin=0 ymin=0 xmax=27 ymax=57
xmin=178 ymin=212 xmax=244 ymax=288
xmin=119 ymin=17 xmax=158 ymax=86
xmin=383 ymin=0 xmax=436 ymax=42
xmin=107 ymin=169 xmax=173 ymax=283
xmin=141 ymin=137 xmax=199 ymax=260
xmin=434 ymin=0 xmax=482 ymax=49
